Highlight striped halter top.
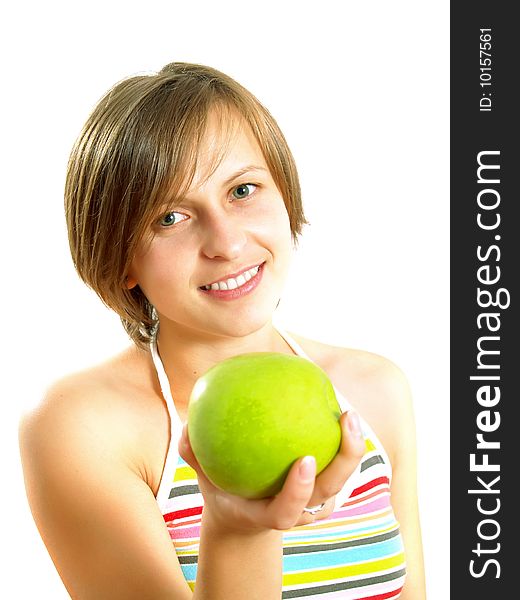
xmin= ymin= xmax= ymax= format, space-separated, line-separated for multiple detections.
xmin=152 ymin=326 xmax=407 ymax=599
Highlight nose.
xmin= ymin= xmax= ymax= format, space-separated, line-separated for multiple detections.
xmin=199 ymin=208 xmax=248 ymax=260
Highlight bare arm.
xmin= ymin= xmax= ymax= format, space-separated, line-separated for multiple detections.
xmin=19 ymin=379 xmax=365 ymax=599
xmin=19 ymin=383 xmax=192 ymax=599
xmin=380 ymin=364 xmax=427 ymax=599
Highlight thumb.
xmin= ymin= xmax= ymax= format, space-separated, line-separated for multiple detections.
xmin=261 ymin=455 xmax=316 ymax=530
xmin=309 ymin=410 xmax=366 ymax=503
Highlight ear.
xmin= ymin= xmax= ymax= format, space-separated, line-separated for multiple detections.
xmin=125 ymin=275 xmax=138 ymax=290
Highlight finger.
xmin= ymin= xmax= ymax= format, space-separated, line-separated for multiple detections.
xmin=178 ymin=424 xmax=213 ymax=487
xmin=177 ymin=423 xmax=197 ymax=468
xmin=256 ymin=456 xmax=317 ymax=530
xmin=308 ymin=410 xmax=365 ymax=504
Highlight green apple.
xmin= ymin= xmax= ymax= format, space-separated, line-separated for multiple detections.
xmin=187 ymin=352 xmax=342 ymax=499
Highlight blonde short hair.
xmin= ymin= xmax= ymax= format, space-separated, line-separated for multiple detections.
xmin=65 ymin=62 xmax=306 ymax=347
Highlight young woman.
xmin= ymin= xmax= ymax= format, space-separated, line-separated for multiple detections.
xmin=19 ymin=62 xmax=426 ymax=599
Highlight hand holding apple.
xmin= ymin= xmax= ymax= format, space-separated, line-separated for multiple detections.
xmin=187 ymin=352 xmax=343 ymax=499
xmin=180 ymin=407 xmax=366 ymax=533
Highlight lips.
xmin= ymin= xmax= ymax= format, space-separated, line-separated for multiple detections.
xmin=198 ymin=262 xmax=265 ymax=300
xmin=199 ymin=263 xmax=263 ymax=291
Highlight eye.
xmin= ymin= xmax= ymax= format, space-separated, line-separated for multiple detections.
xmin=158 ymin=211 xmax=189 ymax=228
xmin=232 ymin=183 xmax=257 ymax=200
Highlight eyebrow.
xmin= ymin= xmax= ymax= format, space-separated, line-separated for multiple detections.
xmin=222 ymin=165 xmax=268 ymax=187
xmin=170 ymin=164 xmax=270 ymax=208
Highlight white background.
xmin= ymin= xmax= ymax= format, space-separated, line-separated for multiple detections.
xmin=2 ymin=1 xmax=449 ymax=597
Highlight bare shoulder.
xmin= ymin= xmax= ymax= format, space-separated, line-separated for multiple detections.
xmin=18 ymin=348 xmax=190 ymax=598
xmin=19 ymin=345 xmax=168 ymax=491
xmin=288 ymin=331 xmax=412 ymax=404
xmin=21 ymin=346 xmax=143 ymax=442
xmin=289 ymin=332 xmax=415 ymax=467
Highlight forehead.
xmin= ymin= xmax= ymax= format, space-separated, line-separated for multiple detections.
xmin=188 ymin=108 xmax=268 ymax=190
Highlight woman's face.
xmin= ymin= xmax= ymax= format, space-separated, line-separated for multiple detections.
xmin=128 ymin=111 xmax=293 ymax=341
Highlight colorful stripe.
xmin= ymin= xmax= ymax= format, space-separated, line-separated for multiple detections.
xmin=157 ymin=436 xmax=406 ymax=598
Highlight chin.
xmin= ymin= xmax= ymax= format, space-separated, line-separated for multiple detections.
xmin=214 ymin=315 xmax=270 ymax=339
xmin=204 ymin=301 xmax=279 ymax=340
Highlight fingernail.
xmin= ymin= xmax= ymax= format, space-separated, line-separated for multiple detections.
xmin=347 ymin=411 xmax=362 ymax=437
xmin=299 ymin=456 xmax=316 ymax=483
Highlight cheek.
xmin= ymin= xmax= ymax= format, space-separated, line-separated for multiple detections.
xmin=133 ymin=242 xmax=193 ymax=299
xmin=268 ymin=203 xmax=293 ymax=254
xmin=252 ymin=196 xmax=292 ymax=247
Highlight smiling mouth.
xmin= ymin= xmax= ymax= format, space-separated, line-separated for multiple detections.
xmin=200 ymin=264 xmax=263 ymax=291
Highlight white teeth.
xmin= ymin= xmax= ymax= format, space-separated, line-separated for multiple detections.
xmin=202 ymin=264 xmax=261 ymax=291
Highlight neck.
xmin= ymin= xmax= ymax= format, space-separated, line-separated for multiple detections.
xmin=154 ymin=320 xmax=293 ymax=416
